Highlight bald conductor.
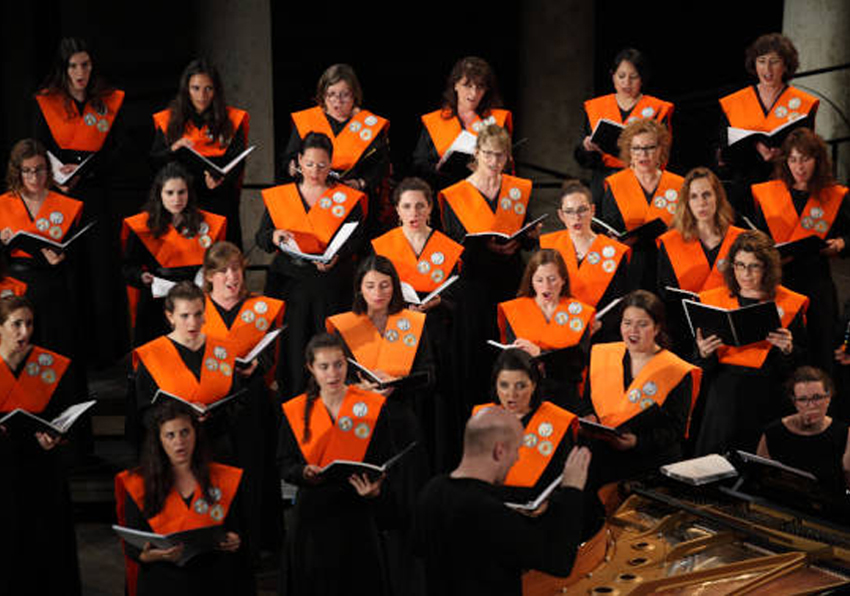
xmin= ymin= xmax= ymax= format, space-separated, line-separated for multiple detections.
xmin=415 ymin=407 xmax=592 ymax=596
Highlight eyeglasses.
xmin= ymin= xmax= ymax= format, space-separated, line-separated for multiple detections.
xmin=793 ymin=394 xmax=829 ymax=405
xmin=479 ymin=149 xmax=507 ymax=161
xmin=325 ymin=91 xmax=353 ymax=102
xmin=21 ymin=166 xmax=48 ymax=177
xmin=732 ymin=261 xmax=764 ymax=273
xmin=630 ymin=145 xmax=657 ymax=154
xmin=560 ymin=206 xmax=590 ymax=218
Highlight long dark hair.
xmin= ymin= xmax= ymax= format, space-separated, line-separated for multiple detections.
xmin=165 ymin=59 xmax=234 ymax=147
xmin=775 ymin=129 xmax=835 ymax=197
xmin=442 ymin=56 xmax=502 ymax=117
xmin=490 ymin=348 xmax=543 ymax=412
xmin=352 ymin=255 xmax=405 ymax=315
xmin=620 ymin=290 xmax=671 ymax=350
xmin=37 ymin=37 xmax=114 ymax=116
xmin=143 ymin=162 xmax=202 ymax=238
xmin=137 ymin=401 xmax=211 ymax=518
xmin=302 ymin=333 xmax=347 ymax=443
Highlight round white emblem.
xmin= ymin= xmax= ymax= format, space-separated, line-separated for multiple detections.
xmin=348 ymin=121 xmax=362 ymax=133
xmin=397 ymin=318 xmax=411 ymax=331
xmin=385 ymin=329 xmax=399 ymax=342
xmin=538 ymin=441 xmax=554 ymax=456
xmin=209 ymin=504 xmax=224 ymax=521
xmin=641 ymin=106 xmax=655 ymax=118
xmin=354 ymin=423 xmax=371 ymax=439
xmin=220 ymin=363 xmax=232 ymax=377
xmin=602 ymin=245 xmax=616 ymax=259
xmin=199 ymin=222 xmax=210 ymax=234
xmin=403 ymin=333 xmax=417 ymax=347
xmin=353 ymin=402 xmax=368 ymax=417
xmin=568 ymin=302 xmax=582 ymax=315
xmin=49 ymin=226 xmax=63 ymax=239
xmin=654 ymin=197 xmax=667 ymax=209
xmin=509 ymin=187 xmax=521 ymax=200
xmin=602 ymin=259 xmax=617 ymax=273
xmin=524 ymin=433 xmax=538 ymax=448
xmin=254 ymin=300 xmax=268 ymax=314
xmin=97 ymin=119 xmax=110 ymax=132
xmin=788 ymin=97 xmax=801 ymax=110
xmin=41 ymin=369 xmax=56 ymax=384
xmin=38 ymin=353 xmax=54 ymax=366
xmin=555 ymin=312 xmax=569 ymax=326
xmin=199 ymin=235 xmax=212 ymax=248
xmin=586 ymin=252 xmax=601 ymax=265
xmin=775 ymin=105 xmax=788 ymax=118
xmin=538 ymin=422 xmax=553 ymax=437
xmin=360 ymin=129 xmax=373 ymax=142
xmin=810 ymin=207 xmax=824 ymax=219
xmin=642 ymin=381 xmax=658 ymax=396
xmin=26 ymin=362 xmax=40 ymax=376
xmin=640 ymin=398 xmax=655 ymax=410
xmin=255 ymin=317 xmax=269 ymax=331
xmin=417 ymin=260 xmax=431 ymax=274
xmin=319 ymin=197 xmax=332 ymax=209
xmin=49 ymin=211 xmax=64 ymax=225
xmin=431 ymin=269 xmax=445 ymax=283
xmin=628 ymin=388 xmax=641 ymax=403
xmin=333 ymin=191 xmax=347 ymax=203
xmin=665 ymin=189 xmax=678 ymax=201
xmin=430 ymin=251 xmax=445 ymax=265
xmin=84 ymin=113 xmax=97 ymax=126
xmin=241 ymin=310 xmax=256 ymax=323
xmin=339 ymin=416 xmax=353 ymax=432
xmin=205 ymin=358 xmax=219 ymax=371
xmin=214 ymin=346 xmax=228 ymax=360
xmin=364 ymin=115 xmax=378 ymax=126
xmin=331 ymin=205 xmax=346 ymax=218
xmin=569 ymin=318 xmax=584 ymax=332
xmin=500 ymin=198 xmax=512 ymax=211
xmin=35 ymin=219 xmax=50 ymax=232
xmin=513 ymin=202 xmax=526 ymax=215
xmin=194 ymin=499 xmax=209 ymax=514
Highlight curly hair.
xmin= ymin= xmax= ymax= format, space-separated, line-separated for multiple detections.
xmin=745 ymin=33 xmax=799 ymax=82
xmin=441 ymin=56 xmax=503 ymax=118
xmin=5 ymin=139 xmax=54 ymax=195
xmin=775 ymin=129 xmax=835 ymax=197
xmin=618 ymin=118 xmax=670 ymax=167
xmin=165 ymin=59 xmax=234 ymax=147
xmin=142 ymin=162 xmax=202 ymax=239
xmin=517 ymin=249 xmax=571 ymax=299
xmin=722 ymin=230 xmax=781 ymax=300
xmin=672 ymin=167 xmax=735 ymax=242
xmin=37 ymin=37 xmax=115 ymax=117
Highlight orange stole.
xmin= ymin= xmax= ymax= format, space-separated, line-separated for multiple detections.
xmin=133 ymin=336 xmax=236 ymax=405
xmin=202 ymin=295 xmax=285 ymax=357
xmin=261 ymin=182 xmax=364 ymax=255
xmin=292 ymin=106 xmax=389 ymax=171
xmin=540 ymin=231 xmax=630 ymax=307
xmin=282 ymin=387 xmax=385 ymax=465
xmin=589 ymin=343 xmax=701 ymax=431
xmin=153 ymin=106 xmax=249 ymax=157
xmin=0 ymin=276 xmax=27 ymax=298
xmin=0 ymin=191 xmax=83 ymax=259
xmin=604 ymin=169 xmax=684 ymax=230
xmin=656 ymin=226 xmax=744 ymax=293
xmin=326 ymin=310 xmax=425 ymax=378
xmin=421 ymin=108 xmax=512 ymax=158
xmin=584 ymin=94 xmax=674 ymax=168
xmin=120 ymin=210 xmax=226 ymax=268
xmin=497 ymin=297 xmax=594 ymax=349
xmin=371 ymin=228 xmax=463 ymax=293
xmin=720 ymin=86 xmax=818 ymax=133
xmin=439 ymin=175 xmax=531 ymax=235
xmin=752 ymin=180 xmax=847 ymax=242
xmin=35 ymin=89 xmax=125 ymax=151
xmin=0 ymin=346 xmax=70 ymax=414
xmin=699 ymin=285 xmax=808 ymax=368
xmin=473 ymin=402 xmax=577 ymax=488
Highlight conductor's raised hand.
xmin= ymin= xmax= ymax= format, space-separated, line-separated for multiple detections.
xmin=560 ymin=445 xmax=591 ymax=490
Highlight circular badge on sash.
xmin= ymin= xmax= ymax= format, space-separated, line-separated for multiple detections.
xmin=472 ymin=121 xmax=483 ymax=133
xmin=569 ymin=318 xmax=583 ymax=332
xmin=354 ymin=423 xmax=371 ymax=439
xmin=500 ymin=198 xmax=512 ymax=211
xmin=35 ymin=218 xmax=49 ymax=232
xmin=199 ymin=235 xmax=212 ymax=248
xmin=801 ymin=217 xmax=814 ymax=230
xmin=220 ymin=363 xmax=232 ymax=377
xmin=205 ymin=358 xmax=219 ymax=371
xmin=339 ymin=416 xmax=353 ymax=432
xmin=667 ymin=203 xmax=677 ymax=215
xmin=397 ymin=318 xmax=411 ymax=331
xmin=385 ymin=329 xmax=399 ymax=343
xmin=254 ymin=300 xmax=268 ymax=314
xmin=417 ymin=260 xmax=431 ymax=274
xmin=810 ymin=207 xmax=824 ymax=219
xmin=587 ymin=252 xmax=601 ymax=265
xmin=642 ymin=381 xmax=658 ymax=396
xmin=653 ymin=197 xmax=667 ymax=209
xmin=508 ymin=187 xmax=521 ymax=201
xmin=49 ymin=226 xmax=63 ymax=239
xmin=641 ymin=106 xmax=655 ymax=118
xmin=602 ymin=245 xmax=616 ymax=259
xmin=640 ymin=398 xmax=655 ymax=410
xmin=194 ymin=498 xmax=209 ymax=515
xmin=84 ymin=113 xmax=97 ymax=126
xmin=538 ymin=441 xmax=554 ymax=456
xmin=209 ymin=504 xmax=224 ymax=521
xmin=97 ymin=119 xmax=110 ymax=132
xmin=430 ymin=252 xmax=445 ymax=265
xmin=788 ymin=97 xmax=802 ymax=110
xmin=319 ymin=197 xmax=332 ymax=209
xmin=554 ymin=312 xmax=569 ymax=326
xmin=403 ymin=333 xmax=417 ymax=347
xmin=333 ymin=191 xmax=347 ymax=203
xmin=241 ymin=310 xmax=256 ymax=323
xmin=602 ymin=259 xmax=617 ymax=273
xmin=775 ymin=106 xmax=788 ymax=118
xmin=524 ymin=433 xmax=538 ymax=448
xmin=485 ymin=115 xmax=496 ymax=125
xmin=209 ymin=487 xmax=222 ymax=502
xmin=349 ymin=121 xmax=362 ymax=133
xmin=431 ymin=269 xmax=445 ymax=283
xmin=255 ymin=317 xmax=269 ymax=331
xmin=26 ymin=362 xmax=40 ymax=376
xmin=214 ymin=346 xmax=228 ymax=360
xmin=199 ymin=222 xmax=210 ymax=234
xmin=628 ymin=388 xmax=641 ymax=403
xmin=538 ymin=422 xmax=553 ymax=438
xmin=568 ymin=302 xmax=583 ymax=315
xmin=353 ymin=402 xmax=368 ymax=417
xmin=364 ymin=115 xmax=378 ymax=127
xmin=513 ymin=203 xmax=526 ymax=215
xmin=815 ymin=220 xmax=828 ymax=233
xmin=665 ymin=189 xmax=678 ymax=202
xmin=331 ymin=205 xmax=346 ymax=218
xmin=360 ymin=129 xmax=373 ymax=142
xmin=41 ymin=369 xmax=56 ymax=384
xmin=49 ymin=211 xmax=64 ymax=225
xmin=38 ymin=353 xmax=54 ymax=367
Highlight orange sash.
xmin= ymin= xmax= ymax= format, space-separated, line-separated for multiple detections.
xmin=326 ymin=310 xmax=425 ymax=378
xmin=540 ymin=231 xmax=630 ymax=307
xmin=720 ymin=86 xmax=818 ymax=133
xmin=0 ymin=346 xmax=70 ymax=414
xmin=282 ymin=387 xmax=385 ymax=466
xmin=292 ymin=106 xmax=389 ymax=171
xmin=35 ymin=89 xmax=125 ymax=152
xmin=421 ymin=108 xmax=512 ymax=159
xmin=0 ymin=191 xmax=83 ymax=259
xmin=439 ymin=175 xmax=531 ymax=235
xmin=699 ymin=285 xmax=808 ymax=368
xmin=497 ymin=296 xmax=594 ymax=349
xmin=261 ymin=182 xmax=364 ymax=255
xmin=132 ymin=336 xmax=236 ymax=406
xmin=589 ymin=342 xmax=701 ymax=431
xmin=120 ymin=210 xmax=226 ymax=269
xmin=371 ymin=227 xmax=464 ymax=293
xmin=153 ymin=106 xmax=249 ymax=157
xmin=657 ymin=226 xmax=744 ymax=293
xmin=202 ymin=295 xmax=285 ymax=357
xmin=604 ymin=169 xmax=684 ymax=230
xmin=752 ymin=180 xmax=847 ymax=242
xmin=584 ymin=94 xmax=674 ymax=168
xmin=0 ymin=276 xmax=27 ymax=298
